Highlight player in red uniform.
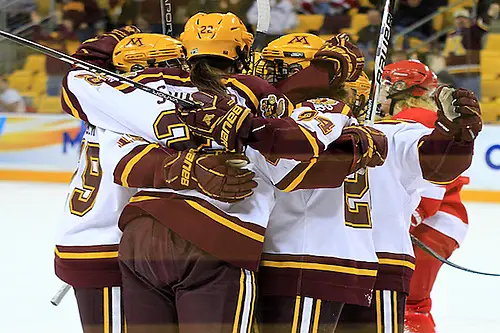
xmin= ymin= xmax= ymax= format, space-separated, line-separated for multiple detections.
xmin=385 ymin=60 xmax=471 ymax=333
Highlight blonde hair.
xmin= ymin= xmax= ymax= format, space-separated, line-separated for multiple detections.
xmin=392 ymin=95 xmax=437 ymax=115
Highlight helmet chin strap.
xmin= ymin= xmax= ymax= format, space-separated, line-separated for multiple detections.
xmin=388 ymin=98 xmax=399 ymax=116
xmin=385 ymin=84 xmax=428 ymax=116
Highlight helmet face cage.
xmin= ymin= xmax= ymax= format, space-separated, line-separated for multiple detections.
xmin=254 ymin=58 xmax=288 ymax=83
xmin=254 ymin=58 xmax=308 ymax=83
xmin=345 ymin=86 xmax=368 ymax=118
xmin=126 ymin=57 xmax=188 ymax=73
xmin=236 ymin=45 xmax=252 ymax=73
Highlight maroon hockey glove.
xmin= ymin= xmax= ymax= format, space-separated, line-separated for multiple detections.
xmin=176 ymin=91 xmax=253 ymax=152
xmin=312 ymin=34 xmax=365 ymax=87
xmin=164 ymin=149 xmax=257 ymax=203
xmin=73 ymin=26 xmax=140 ymax=70
xmin=338 ymin=125 xmax=388 ymax=173
xmin=434 ymin=85 xmax=482 ymax=143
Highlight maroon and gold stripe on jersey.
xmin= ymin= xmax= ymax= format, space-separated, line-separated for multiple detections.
xmin=374 ymin=252 xmax=416 ymax=294
xmin=55 ymin=244 xmax=121 ymax=288
xmin=118 ymin=191 xmax=266 ymax=272
xmin=113 ymin=142 xmax=174 ymax=189
xmin=259 ymin=253 xmax=378 ymax=306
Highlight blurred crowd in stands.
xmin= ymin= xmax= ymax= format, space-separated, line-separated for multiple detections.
xmin=0 ymin=0 xmax=499 ymax=114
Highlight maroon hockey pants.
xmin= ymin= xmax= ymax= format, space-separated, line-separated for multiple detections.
xmin=258 ymin=295 xmax=343 ymax=333
xmin=118 ymin=215 xmax=257 ymax=333
xmin=74 ymin=286 xmax=125 ymax=333
xmin=335 ymin=290 xmax=406 ymax=333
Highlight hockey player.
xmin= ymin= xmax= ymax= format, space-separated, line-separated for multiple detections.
xmin=384 ymin=61 xmax=471 ymax=333
xmin=61 ymin=13 xmax=376 ymax=333
xmin=194 ymin=40 xmax=480 ymax=332
xmin=55 ymin=30 xmax=256 ymax=333
xmin=333 ymin=60 xmax=481 ymax=333
xmin=404 ymin=177 xmax=469 ymax=333
xmin=177 ymin=33 xmax=388 ymax=333
xmin=114 ymin=23 xmax=385 ymax=333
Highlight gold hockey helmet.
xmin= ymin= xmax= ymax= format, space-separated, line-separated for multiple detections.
xmin=180 ymin=12 xmax=253 ymax=64
xmin=112 ymin=33 xmax=186 ymax=72
xmin=254 ymin=33 xmax=325 ymax=83
xmin=344 ymin=71 xmax=371 ymax=117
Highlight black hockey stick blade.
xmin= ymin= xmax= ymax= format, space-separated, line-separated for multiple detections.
xmin=0 ymin=29 xmax=195 ymax=108
xmin=364 ymin=0 xmax=396 ymax=126
xmin=411 ymin=234 xmax=500 ymax=277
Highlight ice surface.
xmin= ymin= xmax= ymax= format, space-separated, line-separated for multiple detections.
xmin=0 ymin=181 xmax=499 ymax=333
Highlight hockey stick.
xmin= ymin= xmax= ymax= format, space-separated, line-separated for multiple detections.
xmin=411 ymin=234 xmax=500 ymax=277
xmin=160 ymin=0 xmax=173 ymax=36
xmin=50 ymin=283 xmax=71 ymax=306
xmin=253 ymin=0 xmax=271 ymax=50
xmin=0 ymin=30 xmax=250 ymax=166
xmin=0 ymin=29 xmax=195 ymax=108
xmin=364 ymin=0 xmax=396 ymax=126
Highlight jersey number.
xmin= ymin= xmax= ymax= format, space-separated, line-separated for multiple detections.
xmin=344 ymin=171 xmax=372 ymax=228
xmin=153 ymin=110 xmax=191 ymax=146
xmin=297 ymin=110 xmax=335 ymax=135
xmin=69 ymin=141 xmax=102 ymax=216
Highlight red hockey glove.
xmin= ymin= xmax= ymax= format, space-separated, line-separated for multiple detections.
xmin=73 ymin=26 xmax=140 ymax=70
xmin=164 ymin=149 xmax=257 ymax=203
xmin=312 ymin=34 xmax=365 ymax=87
xmin=338 ymin=125 xmax=388 ymax=173
xmin=176 ymin=92 xmax=253 ymax=152
xmin=434 ymin=85 xmax=482 ymax=143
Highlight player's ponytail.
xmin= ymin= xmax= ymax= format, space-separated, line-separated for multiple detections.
xmin=391 ymin=94 xmax=437 ymax=115
xmin=189 ymin=57 xmax=236 ymax=96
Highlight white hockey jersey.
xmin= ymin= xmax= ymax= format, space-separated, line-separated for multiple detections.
xmin=369 ymin=120 xmax=440 ymax=293
xmin=61 ymin=68 xmax=352 ymax=271
xmin=55 ymin=124 xmax=137 ymax=288
xmin=247 ymin=149 xmax=378 ymax=306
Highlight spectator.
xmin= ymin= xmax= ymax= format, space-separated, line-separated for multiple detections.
xmin=247 ymin=0 xmax=297 ymax=48
xmin=106 ymin=0 xmax=140 ymax=29
xmin=301 ymin=0 xmax=359 ymax=16
xmin=356 ymin=8 xmax=380 ymax=66
xmin=31 ymin=11 xmax=77 ymax=96
xmin=1 ymin=0 xmax=37 ymax=31
xmin=393 ymin=0 xmax=440 ymax=43
xmin=0 ymin=76 xmax=27 ymax=113
xmin=56 ymin=0 xmax=102 ymax=41
xmin=137 ymin=0 xmax=164 ymax=33
xmin=443 ymin=4 xmax=500 ymax=99
xmin=390 ymin=49 xmax=408 ymax=63
xmin=187 ymin=0 xmax=253 ymax=25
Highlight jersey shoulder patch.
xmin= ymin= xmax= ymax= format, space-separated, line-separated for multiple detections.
xmin=226 ymin=74 xmax=292 ymax=118
xmin=300 ymin=98 xmax=351 ymax=115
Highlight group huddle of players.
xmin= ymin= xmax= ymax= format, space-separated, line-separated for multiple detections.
xmin=53 ymin=11 xmax=481 ymax=333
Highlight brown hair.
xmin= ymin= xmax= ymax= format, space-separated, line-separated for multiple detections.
xmin=189 ymin=57 xmax=235 ymax=96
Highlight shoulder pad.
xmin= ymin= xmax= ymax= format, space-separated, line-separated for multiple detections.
xmin=299 ymin=98 xmax=352 ymax=115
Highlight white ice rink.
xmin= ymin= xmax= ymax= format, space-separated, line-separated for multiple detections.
xmin=0 ymin=181 xmax=499 ymax=333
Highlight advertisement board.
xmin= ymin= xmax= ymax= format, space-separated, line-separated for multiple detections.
xmin=0 ymin=113 xmax=83 ymax=182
